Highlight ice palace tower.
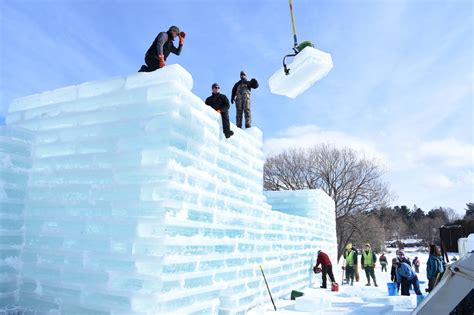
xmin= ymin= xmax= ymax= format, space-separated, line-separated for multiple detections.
xmin=0 ymin=65 xmax=337 ymax=314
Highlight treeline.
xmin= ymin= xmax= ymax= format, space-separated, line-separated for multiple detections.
xmin=263 ymin=144 xmax=473 ymax=261
xmin=357 ymin=203 xmax=474 ymax=252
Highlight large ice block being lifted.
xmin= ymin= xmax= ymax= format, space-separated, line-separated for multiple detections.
xmin=269 ymin=46 xmax=333 ymax=98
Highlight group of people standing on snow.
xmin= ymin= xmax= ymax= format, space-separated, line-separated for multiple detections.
xmin=390 ymin=245 xmax=444 ymax=295
xmin=139 ymin=26 xmax=258 ymax=139
xmin=343 ymin=243 xmax=378 ymax=287
xmin=311 ymin=243 xmax=380 ymax=290
xmin=313 ymin=243 xmax=446 ymax=297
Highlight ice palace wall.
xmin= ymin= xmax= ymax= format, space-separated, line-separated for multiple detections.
xmin=0 ymin=127 xmax=34 ymax=308
xmin=1 ymin=65 xmax=337 ymax=314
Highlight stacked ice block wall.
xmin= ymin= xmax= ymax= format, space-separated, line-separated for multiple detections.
xmin=264 ymin=190 xmax=337 ymax=263
xmin=3 ymin=65 xmax=337 ymax=314
xmin=0 ymin=126 xmax=33 ymax=308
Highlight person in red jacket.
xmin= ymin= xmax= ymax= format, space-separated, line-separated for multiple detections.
xmin=313 ymin=250 xmax=336 ymax=289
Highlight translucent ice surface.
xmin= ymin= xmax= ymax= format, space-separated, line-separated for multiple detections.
xmin=4 ymin=65 xmax=337 ymax=314
xmin=0 ymin=126 xmax=34 ymax=308
xmin=269 ymin=47 xmax=333 ymax=98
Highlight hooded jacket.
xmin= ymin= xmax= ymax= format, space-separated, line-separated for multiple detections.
xmin=426 ymin=255 xmax=444 ymax=278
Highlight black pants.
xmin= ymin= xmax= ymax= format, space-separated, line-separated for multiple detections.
xmin=322 ymin=265 xmax=335 ymax=287
xmin=400 ymin=277 xmax=408 ymax=295
xmin=428 ymin=277 xmax=437 ymax=292
xmin=345 ymin=266 xmax=354 ymax=284
xmin=401 ymin=275 xmax=421 ymax=296
xmin=364 ymin=266 xmax=377 ymax=285
xmin=220 ymin=110 xmax=231 ymax=136
xmin=138 ymin=54 xmax=161 ymax=72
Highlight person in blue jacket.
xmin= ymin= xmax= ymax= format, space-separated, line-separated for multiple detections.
xmin=426 ymin=244 xmax=444 ymax=292
xmin=393 ymin=257 xmax=422 ymax=296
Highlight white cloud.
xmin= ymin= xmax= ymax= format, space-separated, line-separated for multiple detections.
xmin=415 ymin=138 xmax=474 ymax=167
xmin=423 ymin=173 xmax=455 ymax=189
xmin=263 ymin=124 xmax=387 ymax=163
xmin=264 ymin=124 xmax=473 ymax=214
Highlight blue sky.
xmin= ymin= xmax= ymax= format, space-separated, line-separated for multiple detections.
xmin=1 ymin=0 xmax=472 ymax=215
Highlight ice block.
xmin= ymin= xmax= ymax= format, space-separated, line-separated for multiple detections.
xmin=269 ymin=47 xmax=333 ymax=98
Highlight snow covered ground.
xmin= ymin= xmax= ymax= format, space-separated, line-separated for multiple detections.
xmin=0 ymin=248 xmax=461 ymax=314
xmin=249 ymin=249 xmax=442 ymax=315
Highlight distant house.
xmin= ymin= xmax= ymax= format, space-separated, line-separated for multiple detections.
xmin=385 ymin=238 xmax=424 ymax=248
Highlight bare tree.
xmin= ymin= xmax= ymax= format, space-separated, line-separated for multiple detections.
xmin=444 ymin=207 xmax=460 ymax=222
xmin=417 ymin=216 xmax=446 ymax=243
xmin=264 ymin=144 xmax=392 ymax=260
xmin=386 ymin=216 xmax=410 ymax=246
xmin=352 ymin=213 xmax=385 ymax=252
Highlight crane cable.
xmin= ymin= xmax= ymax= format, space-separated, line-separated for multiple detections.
xmin=289 ymin=0 xmax=299 ymax=48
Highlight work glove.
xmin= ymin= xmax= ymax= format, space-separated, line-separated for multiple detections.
xmin=179 ymin=31 xmax=186 ymax=45
xmin=342 ymin=266 xmax=345 ymax=270
xmin=158 ymin=54 xmax=165 ymax=68
xmin=231 ymin=99 xmax=234 ymax=104
xmin=216 ymin=109 xmax=221 ymax=113
xmin=250 ymin=78 xmax=259 ymax=89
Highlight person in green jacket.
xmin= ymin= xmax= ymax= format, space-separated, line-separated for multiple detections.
xmin=361 ymin=243 xmax=378 ymax=286
xmin=427 ymin=244 xmax=444 ymax=292
xmin=343 ymin=243 xmax=357 ymax=286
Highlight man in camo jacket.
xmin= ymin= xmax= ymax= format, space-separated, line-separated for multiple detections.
xmin=231 ymin=71 xmax=258 ymax=128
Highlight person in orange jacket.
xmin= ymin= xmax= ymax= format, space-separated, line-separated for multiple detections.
xmin=139 ymin=26 xmax=185 ymax=72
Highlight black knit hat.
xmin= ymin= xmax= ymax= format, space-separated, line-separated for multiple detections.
xmin=168 ymin=25 xmax=180 ymax=33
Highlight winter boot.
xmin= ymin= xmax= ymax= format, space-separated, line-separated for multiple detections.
xmin=365 ymin=283 xmax=371 ymax=286
xmin=320 ymin=285 xmax=327 ymax=289
xmin=225 ymin=131 xmax=234 ymax=139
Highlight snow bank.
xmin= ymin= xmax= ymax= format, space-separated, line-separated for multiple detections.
xmin=3 ymin=65 xmax=337 ymax=314
xmin=458 ymin=234 xmax=474 ymax=258
xmin=248 ymin=251 xmax=428 ymax=315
